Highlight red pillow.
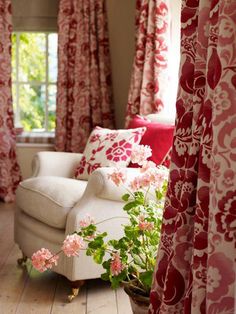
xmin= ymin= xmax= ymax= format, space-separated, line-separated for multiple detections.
xmin=128 ymin=116 xmax=174 ymax=166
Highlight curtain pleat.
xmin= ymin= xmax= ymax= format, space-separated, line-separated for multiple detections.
xmin=149 ymin=0 xmax=236 ymax=313
xmin=55 ymin=0 xmax=115 ymax=153
xmin=125 ymin=0 xmax=170 ymax=126
xmin=0 ymin=0 xmax=21 ymax=202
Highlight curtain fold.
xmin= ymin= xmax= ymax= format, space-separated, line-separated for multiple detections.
xmin=55 ymin=0 xmax=115 ymax=153
xmin=125 ymin=0 xmax=170 ymax=126
xmin=149 ymin=0 xmax=236 ymax=313
xmin=0 ymin=0 xmax=21 ymax=202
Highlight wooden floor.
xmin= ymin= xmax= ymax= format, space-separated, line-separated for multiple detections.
xmin=0 ymin=202 xmax=132 ymax=314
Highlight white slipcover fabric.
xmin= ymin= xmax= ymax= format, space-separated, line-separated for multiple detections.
xmin=17 ymin=176 xmax=87 ymax=229
xmin=14 ymin=151 xmax=135 ymax=281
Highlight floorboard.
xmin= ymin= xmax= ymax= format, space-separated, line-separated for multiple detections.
xmin=0 ymin=203 xmax=15 ymax=270
xmin=116 ymin=287 xmax=133 ymax=314
xmin=0 ymin=245 xmax=30 ymax=314
xmin=87 ymin=279 xmax=118 ymax=314
xmin=51 ymin=275 xmax=87 ymax=314
xmin=0 ymin=202 xmax=133 ymax=314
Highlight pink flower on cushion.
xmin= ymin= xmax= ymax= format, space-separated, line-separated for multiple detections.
xmin=105 ymin=133 xmax=118 ymax=141
xmin=89 ymin=162 xmax=101 ymax=174
xmin=79 ymin=214 xmax=95 ymax=228
xmin=130 ymin=144 xmax=152 ymax=166
xmin=31 ymin=248 xmax=59 ymax=273
xmin=74 ymin=156 xmax=86 ymax=178
xmin=106 ymin=140 xmax=132 ymax=162
xmin=110 ymin=252 xmax=125 ymax=276
xmin=89 ymin=133 xmax=101 ymax=143
xmin=108 ymin=169 xmax=127 ymax=186
xmin=138 ymin=215 xmax=154 ymax=231
xmin=62 ymin=234 xmax=85 ymax=257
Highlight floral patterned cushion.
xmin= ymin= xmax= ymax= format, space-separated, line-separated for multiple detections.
xmin=74 ymin=126 xmax=146 ymax=180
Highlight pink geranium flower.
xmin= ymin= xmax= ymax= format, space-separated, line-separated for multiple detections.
xmin=140 ymin=160 xmax=156 ymax=172
xmin=79 ymin=214 xmax=95 ymax=228
xmin=148 ymin=166 xmax=169 ymax=189
xmin=62 ymin=234 xmax=85 ymax=257
xmin=31 ymin=248 xmax=59 ymax=273
xmin=129 ymin=176 xmax=142 ymax=191
xmin=108 ymin=169 xmax=127 ymax=186
xmin=110 ymin=252 xmax=125 ymax=276
xmin=130 ymin=144 xmax=152 ymax=166
xmin=138 ymin=215 xmax=154 ymax=231
xmin=139 ymin=173 xmax=153 ymax=188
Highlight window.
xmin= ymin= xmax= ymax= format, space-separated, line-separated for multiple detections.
xmin=12 ymin=32 xmax=58 ymax=132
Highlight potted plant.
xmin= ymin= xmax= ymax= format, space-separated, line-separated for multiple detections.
xmin=31 ymin=145 xmax=168 ymax=314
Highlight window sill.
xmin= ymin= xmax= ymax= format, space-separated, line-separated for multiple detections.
xmin=16 ymin=131 xmax=55 ymax=146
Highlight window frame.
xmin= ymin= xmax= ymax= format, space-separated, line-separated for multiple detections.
xmin=12 ymin=31 xmax=58 ymax=133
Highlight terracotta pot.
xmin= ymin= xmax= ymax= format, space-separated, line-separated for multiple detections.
xmin=124 ymin=283 xmax=150 ymax=314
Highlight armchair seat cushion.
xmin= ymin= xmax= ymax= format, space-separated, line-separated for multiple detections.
xmin=16 ymin=176 xmax=87 ymax=229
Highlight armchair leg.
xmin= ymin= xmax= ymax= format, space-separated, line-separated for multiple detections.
xmin=17 ymin=252 xmax=28 ymax=266
xmin=68 ymin=280 xmax=85 ymax=302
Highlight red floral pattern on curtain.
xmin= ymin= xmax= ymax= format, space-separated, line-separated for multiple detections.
xmin=0 ymin=0 xmax=21 ymax=202
xmin=125 ymin=0 xmax=170 ymax=126
xmin=55 ymin=0 xmax=115 ymax=153
xmin=149 ymin=0 xmax=236 ymax=313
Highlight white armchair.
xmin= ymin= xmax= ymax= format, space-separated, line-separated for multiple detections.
xmin=14 ymin=151 xmax=139 ymax=299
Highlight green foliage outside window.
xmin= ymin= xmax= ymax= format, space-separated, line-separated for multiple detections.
xmin=12 ymin=33 xmax=57 ymax=132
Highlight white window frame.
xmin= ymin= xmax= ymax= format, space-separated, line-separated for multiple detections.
xmin=12 ymin=31 xmax=57 ymax=133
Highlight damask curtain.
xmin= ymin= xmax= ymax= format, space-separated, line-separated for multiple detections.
xmin=0 ymin=0 xmax=21 ymax=202
xmin=55 ymin=0 xmax=115 ymax=153
xmin=125 ymin=0 xmax=170 ymax=126
xmin=149 ymin=0 xmax=236 ymax=313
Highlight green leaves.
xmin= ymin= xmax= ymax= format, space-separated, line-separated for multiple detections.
xmin=155 ymin=190 xmax=163 ymax=200
xmin=93 ymin=248 xmax=105 ymax=264
xmin=110 ymin=270 xmax=127 ymax=289
xmin=123 ymin=201 xmax=140 ymax=212
xmin=122 ymin=194 xmax=130 ymax=202
xmin=81 ymin=224 xmax=97 ymax=237
xmin=88 ymin=235 xmax=105 ymax=249
xmin=101 ymin=272 xmax=110 ymax=281
xmin=139 ymin=271 xmax=153 ymax=291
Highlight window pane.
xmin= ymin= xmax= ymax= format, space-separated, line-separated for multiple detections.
xmin=48 ymin=84 xmax=56 ymax=131
xmin=19 ymin=84 xmax=46 ymax=131
xmin=19 ymin=33 xmax=46 ymax=82
xmin=11 ymin=34 xmax=17 ymax=81
xmin=12 ymin=84 xmax=17 ymax=112
xmin=48 ymin=33 xmax=58 ymax=83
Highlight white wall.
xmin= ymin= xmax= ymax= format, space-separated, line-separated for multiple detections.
xmin=166 ymin=0 xmax=181 ymax=117
xmin=17 ymin=144 xmax=54 ymax=179
xmin=106 ymin=0 xmax=136 ymax=128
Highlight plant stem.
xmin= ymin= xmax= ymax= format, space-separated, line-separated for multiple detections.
xmin=95 ymin=216 xmax=128 ymax=226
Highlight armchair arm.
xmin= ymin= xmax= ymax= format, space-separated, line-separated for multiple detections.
xmin=66 ymin=167 xmax=138 ymax=234
xmin=32 ymin=151 xmax=83 ymax=178
xmin=82 ymin=167 xmax=141 ymax=201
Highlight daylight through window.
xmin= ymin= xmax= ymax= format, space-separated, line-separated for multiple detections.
xmin=12 ymin=32 xmax=58 ymax=132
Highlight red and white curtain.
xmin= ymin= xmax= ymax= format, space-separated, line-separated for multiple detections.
xmin=0 ymin=0 xmax=21 ymax=202
xmin=149 ymin=0 xmax=236 ymax=313
xmin=125 ymin=0 xmax=170 ymax=126
xmin=55 ymin=0 xmax=115 ymax=153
